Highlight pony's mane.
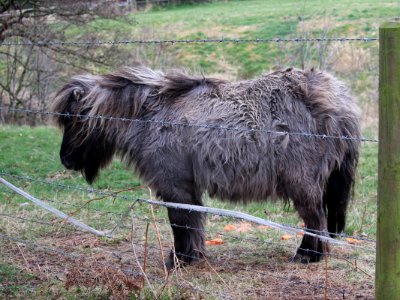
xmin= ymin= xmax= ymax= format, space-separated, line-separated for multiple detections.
xmin=98 ymin=66 xmax=226 ymax=99
xmin=52 ymin=67 xmax=226 ymax=143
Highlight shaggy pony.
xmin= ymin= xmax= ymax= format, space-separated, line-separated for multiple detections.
xmin=52 ymin=66 xmax=360 ymax=266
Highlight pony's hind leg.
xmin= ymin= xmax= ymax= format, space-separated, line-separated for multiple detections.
xmin=323 ymin=151 xmax=356 ymax=237
xmin=293 ymin=201 xmax=329 ymax=263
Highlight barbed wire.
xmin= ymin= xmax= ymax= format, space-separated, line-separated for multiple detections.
xmin=0 ymin=185 xmax=377 ymax=269
xmin=0 ymin=36 xmax=378 ymax=47
xmin=1 ymin=179 xmax=375 ymax=293
xmin=0 ymin=171 xmax=377 ymax=244
xmin=0 ymin=233 xmax=80 ymax=259
xmin=0 ymin=107 xmax=379 ymax=142
xmin=0 ymin=172 xmax=377 ymax=251
xmin=7 ymin=218 xmax=337 ymax=300
xmin=0 ymin=213 xmax=320 ymax=299
xmin=2 ymin=174 xmax=347 ymax=247
xmin=0 ymin=183 xmax=128 ymax=217
xmin=0 ymin=232 xmax=235 ymax=299
xmin=1 ymin=177 xmax=110 ymax=237
xmin=0 ymin=212 xmax=62 ymax=226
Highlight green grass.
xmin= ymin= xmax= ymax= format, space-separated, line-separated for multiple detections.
xmin=0 ymin=263 xmax=36 ymax=297
xmin=0 ymin=126 xmax=149 ymax=242
xmin=61 ymin=0 xmax=396 ymax=78
xmin=0 ymin=125 xmax=378 ymax=237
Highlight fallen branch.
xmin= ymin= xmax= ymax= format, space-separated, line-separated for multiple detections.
xmin=133 ymin=197 xmax=369 ymax=249
xmin=0 ymin=177 xmax=110 ymax=237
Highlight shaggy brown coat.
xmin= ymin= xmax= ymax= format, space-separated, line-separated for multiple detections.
xmin=52 ymin=66 xmax=360 ymax=266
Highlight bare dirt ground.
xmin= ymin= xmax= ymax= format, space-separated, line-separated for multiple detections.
xmin=1 ymin=230 xmax=374 ymax=299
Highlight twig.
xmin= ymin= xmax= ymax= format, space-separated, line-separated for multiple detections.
xmin=16 ymin=243 xmax=31 ymax=272
xmin=324 ymin=253 xmax=328 ymax=300
xmin=108 ymin=204 xmax=136 ymax=236
xmin=340 ymin=257 xmax=373 ymax=278
xmin=358 ymin=196 xmax=371 ymax=234
xmin=69 ymin=185 xmax=145 ymax=217
xmin=203 ymin=255 xmax=227 ymax=285
xmin=148 ymin=188 xmax=169 ymax=280
xmin=155 ymin=228 xmax=183 ymax=299
xmin=142 ymin=223 xmax=150 ymax=289
xmin=130 ymin=215 xmax=156 ymax=297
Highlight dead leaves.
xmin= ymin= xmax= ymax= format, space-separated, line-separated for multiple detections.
xmin=223 ymin=224 xmax=236 ymax=232
xmin=207 ymin=222 xmax=262 ymax=246
xmin=223 ymin=222 xmax=270 ymax=233
xmin=215 ymin=221 xmax=369 ymax=245
xmin=221 ymin=222 xmax=301 ymax=242
xmin=346 ymin=237 xmax=363 ymax=244
xmin=281 ymin=234 xmax=294 ymax=240
xmin=256 ymin=225 xmax=270 ymax=230
xmin=205 ymin=238 xmax=224 ymax=246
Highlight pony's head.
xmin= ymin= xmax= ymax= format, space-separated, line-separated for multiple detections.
xmin=52 ymin=66 xmax=219 ymax=184
xmin=52 ymin=75 xmax=116 ymax=184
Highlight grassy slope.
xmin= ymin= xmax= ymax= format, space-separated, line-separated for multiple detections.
xmin=64 ymin=0 xmax=393 ymax=134
xmin=71 ymin=0 xmax=396 ymax=78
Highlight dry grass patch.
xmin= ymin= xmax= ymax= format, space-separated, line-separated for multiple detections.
xmin=1 ymin=226 xmax=375 ymax=299
xmin=177 ymin=24 xmax=260 ymax=38
xmin=330 ymin=44 xmax=372 ymax=74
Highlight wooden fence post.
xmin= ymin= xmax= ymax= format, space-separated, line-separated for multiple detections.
xmin=376 ymin=22 xmax=400 ymax=299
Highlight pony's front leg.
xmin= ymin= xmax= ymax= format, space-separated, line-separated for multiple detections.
xmin=166 ymin=207 xmax=206 ymax=269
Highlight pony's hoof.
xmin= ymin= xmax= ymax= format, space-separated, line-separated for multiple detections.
xmin=292 ymin=249 xmax=322 ymax=263
xmin=165 ymin=256 xmax=178 ymax=271
xmin=165 ymin=250 xmax=205 ymax=271
xmin=291 ymin=253 xmax=312 ymax=264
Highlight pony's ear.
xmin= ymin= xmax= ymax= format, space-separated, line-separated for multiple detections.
xmin=72 ymin=87 xmax=85 ymax=102
xmin=52 ymin=75 xmax=96 ymax=127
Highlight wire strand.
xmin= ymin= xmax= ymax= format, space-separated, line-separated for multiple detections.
xmin=0 ymin=37 xmax=378 ymax=47
xmin=0 ymin=171 xmax=377 ymax=249
xmin=0 ymin=107 xmax=379 ymax=142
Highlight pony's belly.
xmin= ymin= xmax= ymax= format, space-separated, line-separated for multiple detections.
xmin=207 ymin=175 xmax=274 ymax=202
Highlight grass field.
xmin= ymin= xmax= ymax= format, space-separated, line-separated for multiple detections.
xmin=0 ymin=115 xmax=378 ymax=298
xmin=61 ymin=0 xmax=394 ymax=133
xmin=0 ymin=0 xmax=391 ymax=298
xmin=70 ymin=0 xmax=394 ymax=77
xmin=0 ymin=125 xmax=377 ymax=299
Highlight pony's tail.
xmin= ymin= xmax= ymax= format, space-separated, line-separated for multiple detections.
xmin=324 ymin=150 xmax=359 ymax=237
